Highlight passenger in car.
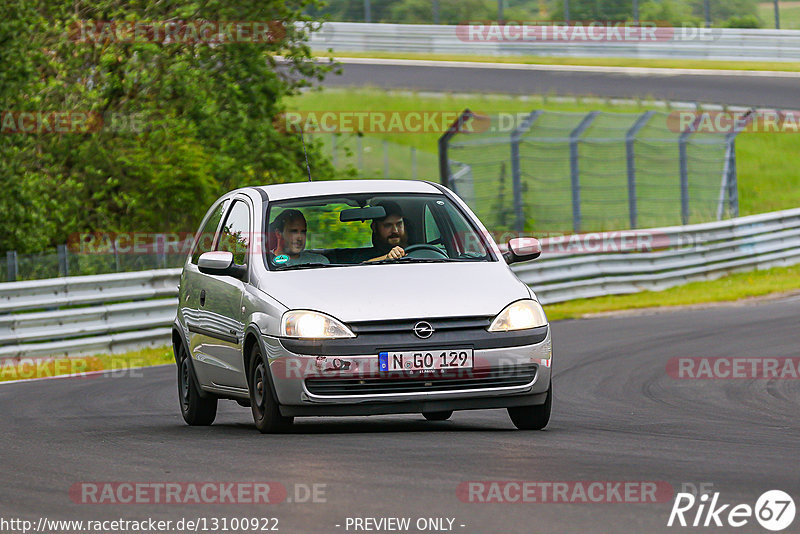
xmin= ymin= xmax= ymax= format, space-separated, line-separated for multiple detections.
xmin=364 ymin=200 xmax=409 ymax=262
xmin=269 ymin=209 xmax=330 ymax=266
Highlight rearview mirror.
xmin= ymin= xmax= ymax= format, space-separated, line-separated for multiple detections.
xmin=503 ymin=238 xmax=542 ymax=265
xmin=197 ymin=251 xmax=247 ymax=279
xmin=339 ymin=206 xmax=386 ymax=222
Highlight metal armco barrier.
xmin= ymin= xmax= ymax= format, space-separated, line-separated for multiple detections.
xmin=521 ymin=207 xmax=800 ymax=304
xmin=0 ymin=269 xmax=180 ymax=360
xmin=308 ymin=22 xmax=800 ymax=63
xmin=2 ymin=207 xmax=800 ymax=359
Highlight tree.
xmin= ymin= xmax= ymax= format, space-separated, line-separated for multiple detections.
xmin=0 ymin=0 xmax=335 ymax=253
xmin=638 ymin=0 xmax=701 ymax=27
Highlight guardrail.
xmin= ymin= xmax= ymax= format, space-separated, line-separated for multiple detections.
xmin=522 ymin=207 xmax=800 ymax=304
xmin=2 ymin=207 xmax=800 ymax=360
xmin=309 ymin=22 xmax=800 ymax=63
xmin=0 ymin=269 xmax=180 ymax=360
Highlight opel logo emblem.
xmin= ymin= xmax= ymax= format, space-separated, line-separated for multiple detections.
xmin=413 ymin=321 xmax=434 ymax=339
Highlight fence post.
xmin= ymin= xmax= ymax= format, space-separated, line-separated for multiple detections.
xmin=364 ymin=0 xmax=371 ymax=22
xmin=438 ymin=109 xmax=475 ymax=189
xmin=357 ymin=135 xmax=363 ymax=172
xmin=727 ymin=140 xmax=739 ymax=217
xmin=331 ymin=134 xmax=338 ymax=168
xmin=57 ymin=244 xmax=69 ymax=277
xmin=625 ymin=111 xmax=655 ymax=229
xmin=510 ymin=110 xmax=542 ymax=234
xmin=156 ymin=234 xmax=167 ymax=269
xmin=383 ymin=140 xmax=389 ymax=178
xmin=569 ymin=111 xmax=599 ymax=234
xmin=718 ymin=110 xmax=754 ymax=220
xmin=678 ymin=144 xmax=690 ymax=225
xmin=6 ymin=251 xmax=18 ymax=282
xmin=678 ymin=114 xmax=704 ymax=226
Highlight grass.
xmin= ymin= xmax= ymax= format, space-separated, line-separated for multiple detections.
xmin=289 ymin=88 xmax=663 ymax=151
xmin=315 ymin=50 xmax=800 ymax=72
xmin=0 ymin=345 xmax=173 ymax=382
xmin=545 ymin=263 xmax=800 ymax=321
xmin=758 ymin=1 xmax=800 ymax=29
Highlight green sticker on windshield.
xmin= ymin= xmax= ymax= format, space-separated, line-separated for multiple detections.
xmin=273 ymin=255 xmax=289 ymax=264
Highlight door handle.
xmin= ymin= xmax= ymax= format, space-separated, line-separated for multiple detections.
xmin=199 ymin=289 xmax=206 ymax=307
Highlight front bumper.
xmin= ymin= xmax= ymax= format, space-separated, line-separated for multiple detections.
xmin=260 ymin=326 xmax=552 ymax=417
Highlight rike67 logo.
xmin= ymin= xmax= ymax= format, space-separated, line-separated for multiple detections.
xmin=668 ymin=490 xmax=795 ymax=531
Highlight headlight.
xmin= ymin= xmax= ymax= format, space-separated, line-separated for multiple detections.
xmin=281 ymin=310 xmax=355 ymax=339
xmin=488 ymin=300 xmax=548 ymax=332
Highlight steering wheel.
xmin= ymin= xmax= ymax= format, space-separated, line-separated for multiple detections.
xmin=403 ymin=244 xmax=449 ymax=259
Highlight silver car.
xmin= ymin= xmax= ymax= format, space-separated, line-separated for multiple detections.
xmin=173 ymin=180 xmax=552 ymax=433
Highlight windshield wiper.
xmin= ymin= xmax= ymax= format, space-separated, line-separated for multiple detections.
xmin=273 ymin=262 xmax=346 ymax=271
xmin=367 ymin=257 xmax=455 ymax=265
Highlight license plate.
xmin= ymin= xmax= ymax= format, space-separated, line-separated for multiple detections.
xmin=378 ymin=349 xmax=474 ymax=372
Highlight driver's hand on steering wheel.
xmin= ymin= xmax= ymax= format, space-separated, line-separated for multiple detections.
xmin=384 ymin=246 xmax=405 ymax=260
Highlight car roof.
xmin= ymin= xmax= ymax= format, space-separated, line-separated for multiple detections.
xmin=253 ymin=179 xmax=442 ymax=201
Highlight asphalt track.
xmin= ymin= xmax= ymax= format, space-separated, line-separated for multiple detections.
xmin=322 ymin=59 xmax=800 ymax=108
xmin=1 ymin=296 xmax=799 ymax=533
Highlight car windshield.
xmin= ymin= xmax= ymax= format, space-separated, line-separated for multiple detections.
xmin=265 ymin=193 xmax=494 ymax=270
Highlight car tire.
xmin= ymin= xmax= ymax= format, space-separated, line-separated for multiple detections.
xmin=248 ymin=343 xmax=293 ymax=434
xmin=423 ymin=410 xmax=453 ymax=421
xmin=507 ymin=381 xmax=551 ymax=430
xmin=177 ymin=343 xmax=217 ymax=426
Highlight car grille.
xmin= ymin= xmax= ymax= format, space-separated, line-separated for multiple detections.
xmin=348 ymin=316 xmax=492 ymax=335
xmin=304 ymin=363 xmax=538 ymax=396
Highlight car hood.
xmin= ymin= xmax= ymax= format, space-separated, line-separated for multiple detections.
xmin=261 ymin=261 xmax=531 ymax=323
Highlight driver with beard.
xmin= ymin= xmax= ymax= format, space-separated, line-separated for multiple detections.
xmin=364 ymin=200 xmax=408 ymax=263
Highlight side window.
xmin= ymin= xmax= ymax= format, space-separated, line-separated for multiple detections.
xmin=191 ymin=200 xmax=228 ymax=264
xmin=445 ymin=202 xmax=487 ymax=256
xmin=216 ymin=200 xmax=251 ymax=266
xmin=424 ymin=205 xmax=442 ymax=245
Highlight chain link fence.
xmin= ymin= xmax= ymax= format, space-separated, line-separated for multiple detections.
xmin=441 ymin=109 xmax=750 ymax=235
xmin=311 ymin=133 xmax=438 ymax=180
xmin=0 ymin=113 xmax=750 ymax=282
xmin=3 ymin=244 xmax=187 ymax=283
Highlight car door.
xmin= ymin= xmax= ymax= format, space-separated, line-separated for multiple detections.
xmin=181 ymin=198 xmax=228 ymax=352
xmin=190 ymin=197 xmax=251 ymax=390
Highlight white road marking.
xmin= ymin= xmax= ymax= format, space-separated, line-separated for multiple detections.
xmin=0 ymin=363 xmax=172 ymax=386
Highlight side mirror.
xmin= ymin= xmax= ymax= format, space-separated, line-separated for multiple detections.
xmin=503 ymin=237 xmax=542 ymax=265
xmin=197 ymin=251 xmax=247 ymax=279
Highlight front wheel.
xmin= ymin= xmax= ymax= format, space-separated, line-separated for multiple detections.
xmin=177 ymin=344 xmax=217 ymax=426
xmin=248 ymin=344 xmax=293 ymax=434
xmin=507 ymin=382 xmax=551 ymax=430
